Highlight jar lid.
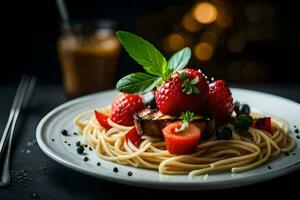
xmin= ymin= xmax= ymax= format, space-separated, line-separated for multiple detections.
xmin=61 ymin=19 xmax=117 ymax=31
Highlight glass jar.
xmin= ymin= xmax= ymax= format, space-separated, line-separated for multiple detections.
xmin=57 ymin=20 xmax=121 ymax=97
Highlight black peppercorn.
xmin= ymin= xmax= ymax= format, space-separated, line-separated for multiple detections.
xmin=77 ymin=145 xmax=84 ymax=154
xmin=61 ymin=129 xmax=68 ymax=136
xmin=113 ymin=167 xmax=118 ymax=173
xmin=284 ymin=152 xmax=290 ymax=156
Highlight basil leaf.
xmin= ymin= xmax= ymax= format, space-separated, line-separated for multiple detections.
xmin=116 ymin=72 xmax=162 ymax=94
xmin=234 ymin=114 xmax=253 ymax=131
xmin=117 ymin=31 xmax=167 ymax=77
xmin=167 ymin=47 xmax=191 ymax=72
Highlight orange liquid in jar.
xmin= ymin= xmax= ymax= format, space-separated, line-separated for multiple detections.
xmin=58 ymin=29 xmax=120 ymax=97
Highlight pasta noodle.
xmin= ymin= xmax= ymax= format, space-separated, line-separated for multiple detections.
xmin=74 ymin=106 xmax=296 ymax=177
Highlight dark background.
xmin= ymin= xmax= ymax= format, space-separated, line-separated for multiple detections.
xmin=1 ymin=1 xmax=300 ymax=199
xmin=1 ymin=0 xmax=299 ymax=85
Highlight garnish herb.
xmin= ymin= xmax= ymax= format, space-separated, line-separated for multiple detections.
xmin=168 ymin=47 xmax=192 ymax=72
xmin=116 ymin=31 xmax=191 ymax=94
xmin=179 ymin=71 xmax=200 ymax=95
xmin=116 ymin=31 xmax=167 ymax=78
xmin=175 ymin=111 xmax=194 ymax=132
xmin=116 ymin=73 xmax=162 ymax=94
xmin=234 ymin=114 xmax=253 ymax=131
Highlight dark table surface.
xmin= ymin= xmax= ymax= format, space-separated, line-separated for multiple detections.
xmin=1 ymin=83 xmax=300 ymax=200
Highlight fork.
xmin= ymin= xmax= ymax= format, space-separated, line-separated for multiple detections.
xmin=0 ymin=76 xmax=36 ymax=187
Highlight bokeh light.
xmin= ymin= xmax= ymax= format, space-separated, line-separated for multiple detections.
xmin=182 ymin=13 xmax=202 ymax=32
xmin=193 ymin=2 xmax=218 ymax=24
xmin=194 ymin=42 xmax=214 ymax=61
xmin=163 ymin=33 xmax=186 ymax=53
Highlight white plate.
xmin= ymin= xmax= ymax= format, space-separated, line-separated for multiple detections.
xmin=36 ymin=88 xmax=300 ymax=190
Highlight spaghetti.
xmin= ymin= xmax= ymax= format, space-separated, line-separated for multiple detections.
xmin=74 ymin=106 xmax=296 ymax=177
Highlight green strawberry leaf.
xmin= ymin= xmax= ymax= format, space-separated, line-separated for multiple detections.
xmin=175 ymin=111 xmax=194 ymax=132
xmin=116 ymin=72 xmax=162 ymax=94
xmin=180 ymin=74 xmax=200 ymax=95
xmin=167 ymin=47 xmax=191 ymax=72
xmin=117 ymin=31 xmax=167 ymax=77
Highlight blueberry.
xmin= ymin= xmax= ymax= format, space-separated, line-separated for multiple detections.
xmin=216 ymin=126 xmax=232 ymax=140
xmin=142 ymin=92 xmax=156 ymax=109
xmin=235 ymin=103 xmax=250 ymax=116
xmin=240 ymin=104 xmax=250 ymax=115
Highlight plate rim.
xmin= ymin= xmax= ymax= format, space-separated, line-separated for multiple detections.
xmin=36 ymin=88 xmax=300 ymax=190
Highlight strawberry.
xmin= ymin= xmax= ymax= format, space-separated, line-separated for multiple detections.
xmin=111 ymin=93 xmax=145 ymax=126
xmin=155 ymin=68 xmax=209 ymax=116
xmin=126 ymin=127 xmax=144 ymax=147
xmin=252 ymin=117 xmax=272 ymax=133
xmin=94 ymin=111 xmax=112 ymax=130
xmin=207 ymin=80 xmax=234 ymax=125
xmin=162 ymin=121 xmax=201 ymax=155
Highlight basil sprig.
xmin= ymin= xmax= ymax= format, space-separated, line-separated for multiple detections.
xmin=168 ymin=47 xmax=191 ymax=72
xmin=116 ymin=31 xmax=191 ymax=94
xmin=175 ymin=111 xmax=194 ymax=132
xmin=116 ymin=73 xmax=162 ymax=94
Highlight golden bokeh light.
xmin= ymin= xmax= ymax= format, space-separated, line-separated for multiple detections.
xmin=163 ymin=33 xmax=185 ymax=53
xmin=182 ymin=13 xmax=202 ymax=32
xmin=194 ymin=42 xmax=214 ymax=61
xmin=193 ymin=2 xmax=218 ymax=24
